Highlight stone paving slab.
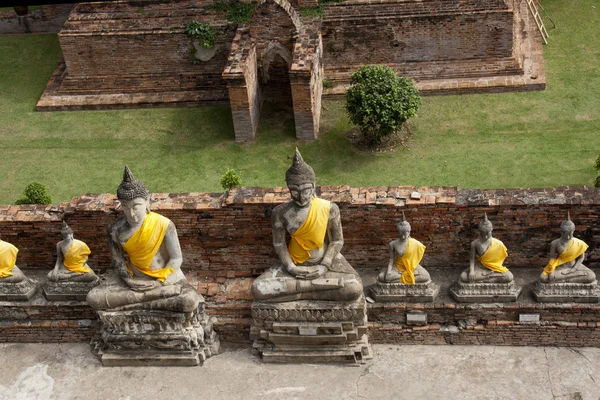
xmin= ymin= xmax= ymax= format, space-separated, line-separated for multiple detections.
xmin=0 ymin=343 xmax=599 ymax=400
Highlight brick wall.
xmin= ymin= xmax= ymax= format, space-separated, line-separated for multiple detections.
xmin=0 ymin=185 xmax=598 ymax=273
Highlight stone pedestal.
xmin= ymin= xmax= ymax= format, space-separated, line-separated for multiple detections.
xmin=43 ymin=277 xmax=100 ymax=301
xmin=250 ymin=296 xmax=372 ymax=364
xmin=370 ymin=281 xmax=439 ymax=302
xmin=91 ymin=305 xmax=220 ymax=367
xmin=449 ymin=281 xmax=521 ymax=303
xmin=532 ymin=281 xmax=600 ymax=303
xmin=0 ymin=278 xmax=37 ymax=301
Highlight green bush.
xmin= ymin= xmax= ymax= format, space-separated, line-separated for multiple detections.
xmin=595 ymin=155 xmax=600 ymax=170
xmin=595 ymin=174 xmax=600 ymax=188
xmin=220 ymin=168 xmax=242 ymax=191
xmin=322 ymin=78 xmax=334 ymax=89
xmin=299 ymin=5 xmax=323 ymax=18
xmin=345 ymin=65 xmax=421 ymax=143
xmin=15 ymin=182 xmax=52 ymax=205
xmin=184 ymin=20 xmax=216 ymax=48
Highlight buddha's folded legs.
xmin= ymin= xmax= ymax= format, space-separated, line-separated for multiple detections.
xmin=378 ymin=265 xmax=430 ymax=284
xmin=540 ymin=264 xmax=596 ymax=284
xmin=0 ymin=266 xmax=26 ymax=283
xmin=252 ymin=267 xmax=363 ymax=302
xmin=87 ymin=280 xmax=201 ymax=312
xmin=459 ymin=263 xmax=514 ymax=283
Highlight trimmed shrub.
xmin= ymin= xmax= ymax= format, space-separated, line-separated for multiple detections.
xmin=346 ymin=65 xmax=421 ymax=143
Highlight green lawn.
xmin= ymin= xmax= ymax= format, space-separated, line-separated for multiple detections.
xmin=0 ymin=0 xmax=598 ymax=204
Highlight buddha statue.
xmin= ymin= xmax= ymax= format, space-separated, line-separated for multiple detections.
xmin=378 ymin=212 xmax=430 ymax=284
xmin=459 ymin=213 xmax=514 ymax=284
xmin=251 ymin=149 xmax=363 ymax=302
xmin=539 ymin=213 xmax=595 ymax=284
xmin=48 ymin=221 xmax=97 ymax=283
xmin=86 ymin=166 xmax=201 ymax=313
xmin=0 ymin=236 xmax=26 ymax=283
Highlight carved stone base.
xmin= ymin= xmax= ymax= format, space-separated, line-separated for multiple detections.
xmin=91 ymin=306 xmax=220 ymax=366
xmin=250 ymin=295 xmax=372 ymax=364
xmin=532 ymin=281 xmax=600 ymax=303
xmin=43 ymin=277 xmax=100 ymax=301
xmin=449 ymin=281 xmax=521 ymax=303
xmin=370 ymin=281 xmax=439 ymax=302
xmin=0 ymin=278 xmax=37 ymax=301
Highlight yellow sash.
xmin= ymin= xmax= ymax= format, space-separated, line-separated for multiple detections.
xmin=394 ymin=237 xmax=426 ymax=285
xmin=63 ymin=239 xmax=92 ymax=274
xmin=0 ymin=240 xmax=18 ymax=278
xmin=123 ymin=212 xmax=173 ymax=282
xmin=477 ymin=238 xmax=508 ymax=273
xmin=288 ymin=197 xmax=331 ymax=265
xmin=543 ymin=237 xmax=588 ymax=275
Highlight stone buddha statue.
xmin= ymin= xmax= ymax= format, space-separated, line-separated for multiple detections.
xmin=48 ymin=221 xmax=97 ymax=283
xmin=252 ymin=149 xmax=363 ymax=302
xmin=378 ymin=213 xmax=430 ymax=284
xmin=459 ymin=213 xmax=514 ymax=284
xmin=86 ymin=166 xmax=201 ymax=313
xmin=0 ymin=236 xmax=26 ymax=283
xmin=539 ymin=214 xmax=595 ymax=284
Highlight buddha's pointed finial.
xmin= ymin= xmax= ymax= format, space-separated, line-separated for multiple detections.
xmin=117 ymin=166 xmax=149 ymax=201
xmin=478 ymin=212 xmax=493 ymax=232
xmin=286 ymin=148 xmax=316 ymax=186
xmin=560 ymin=211 xmax=575 ymax=232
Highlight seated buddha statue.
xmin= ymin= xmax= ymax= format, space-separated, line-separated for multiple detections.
xmin=48 ymin=221 xmax=97 ymax=283
xmin=0 ymin=236 xmax=26 ymax=283
xmin=252 ymin=149 xmax=363 ymax=302
xmin=540 ymin=213 xmax=595 ymax=284
xmin=459 ymin=214 xmax=514 ymax=284
xmin=86 ymin=166 xmax=201 ymax=313
xmin=378 ymin=213 xmax=430 ymax=284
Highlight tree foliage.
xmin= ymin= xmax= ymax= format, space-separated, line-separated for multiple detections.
xmin=220 ymin=168 xmax=242 ymax=191
xmin=345 ymin=65 xmax=421 ymax=143
xmin=15 ymin=182 xmax=52 ymax=205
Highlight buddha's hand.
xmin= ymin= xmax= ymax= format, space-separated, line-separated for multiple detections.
xmin=287 ymin=265 xmax=325 ymax=280
xmin=123 ymin=277 xmax=161 ymax=292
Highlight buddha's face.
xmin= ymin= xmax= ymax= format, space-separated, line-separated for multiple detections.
xmin=61 ymin=232 xmax=74 ymax=241
xmin=478 ymin=228 xmax=492 ymax=240
xmin=397 ymin=228 xmax=410 ymax=241
xmin=288 ymin=183 xmax=314 ymax=208
xmin=560 ymin=228 xmax=574 ymax=241
xmin=121 ymin=197 xmax=148 ymax=226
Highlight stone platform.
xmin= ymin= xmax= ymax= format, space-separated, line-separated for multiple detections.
xmin=250 ymin=296 xmax=372 ymax=364
xmin=91 ymin=305 xmax=220 ymax=367
xmin=370 ymin=281 xmax=439 ymax=303
xmin=43 ymin=277 xmax=100 ymax=301
xmin=449 ymin=281 xmax=522 ymax=303
xmin=532 ymin=281 xmax=600 ymax=303
xmin=0 ymin=278 xmax=37 ymax=301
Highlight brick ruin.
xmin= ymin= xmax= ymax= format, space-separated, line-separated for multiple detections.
xmin=0 ymin=185 xmax=598 ymax=345
xmin=37 ymin=0 xmax=546 ymax=140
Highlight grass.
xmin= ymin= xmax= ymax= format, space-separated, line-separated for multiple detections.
xmin=0 ymin=0 xmax=599 ymax=204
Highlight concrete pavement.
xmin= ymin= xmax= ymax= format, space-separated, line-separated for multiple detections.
xmin=1 ymin=343 xmax=599 ymax=400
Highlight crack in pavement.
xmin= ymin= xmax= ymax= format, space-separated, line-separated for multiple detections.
xmin=544 ymin=348 xmax=558 ymax=399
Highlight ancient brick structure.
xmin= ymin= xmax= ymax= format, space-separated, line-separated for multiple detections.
xmin=38 ymin=0 xmax=545 ymax=140
xmin=0 ymin=185 xmax=598 ymax=345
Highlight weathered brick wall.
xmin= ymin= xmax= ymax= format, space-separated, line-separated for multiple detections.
xmin=1 ymin=186 xmax=598 ymax=272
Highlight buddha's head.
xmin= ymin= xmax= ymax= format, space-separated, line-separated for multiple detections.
xmin=559 ymin=212 xmax=575 ymax=241
xmin=396 ymin=212 xmax=411 ymax=241
xmin=477 ymin=213 xmax=493 ymax=240
xmin=117 ymin=166 xmax=150 ymax=227
xmin=60 ymin=220 xmax=74 ymax=241
xmin=286 ymin=148 xmax=316 ymax=208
